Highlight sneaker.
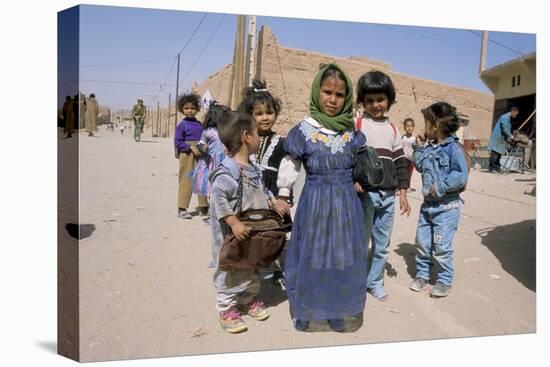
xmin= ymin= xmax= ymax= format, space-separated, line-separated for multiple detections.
xmin=327 ymin=318 xmax=345 ymax=332
xmin=294 ymin=319 xmax=309 ymax=332
xmin=430 ymin=282 xmax=452 ymax=298
xmin=410 ymin=277 xmax=428 ymax=292
xmin=368 ymin=287 xmax=389 ymax=302
xmin=199 ymin=207 xmax=209 ymax=217
xmin=239 ymin=299 xmax=269 ymax=321
xmin=177 ymin=208 xmax=192 ymax=219
xmin=219 ymin=309 xmax=247 ymax=333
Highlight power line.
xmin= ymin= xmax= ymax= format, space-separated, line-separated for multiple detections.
xmin=146 ymin=13 xmax=208 ymax=105
xmin=177 ymin=13 xmax=208 ymax=55
xmin=467 ymin=30 xmax=524 ymax=56
xmin=383 ymin=25 xmax=519 ymax=58
xmin=181 ymin=14 xmax=227 ymax=83
xmin=79 ymin=78 xmax=174 ymax=86
xmin=58 ymin=55 xmax=176 ymax=71
xmin=162 ymin=55 xmax=179 ymax=86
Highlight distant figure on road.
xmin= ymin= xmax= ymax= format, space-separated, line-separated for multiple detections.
xmin=131 ymin=99 xmax=147 ymax=135
xmin=401 ymin=117 xmax=416 ymax=193
xmin=488 ymin=106 xmax=518 ymax=173
xmin=119 ymin=123 xmax=125 ymax=135
xmin=85 ymin=93 xmax=99 ymax=137
xmin=78 ymin=92 xmax=86 ymax=129
xmin=62 ymin=95 xmax=75 ymax=138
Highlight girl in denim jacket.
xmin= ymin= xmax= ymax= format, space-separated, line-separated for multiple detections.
xmin=410 ymin=102 xmax=469 ymax=298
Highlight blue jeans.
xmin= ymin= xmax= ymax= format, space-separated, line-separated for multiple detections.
xmin=360 ymin=190 xmax=395 ymax=291
xmin=415 ymin=200 xmax=461 ymax=286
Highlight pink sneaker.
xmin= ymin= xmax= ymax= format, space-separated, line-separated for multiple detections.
xmin=219 ymin=309 xmax=247 ymax=333
xmin=239 ymin=299 xmax=270 ymax=321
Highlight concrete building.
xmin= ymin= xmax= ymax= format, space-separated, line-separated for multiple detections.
xmin=480 ymin=52 xmax=536 ymax=136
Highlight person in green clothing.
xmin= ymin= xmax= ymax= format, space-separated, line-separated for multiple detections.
xmin=131 ymin=99 xmax=147 ymax=138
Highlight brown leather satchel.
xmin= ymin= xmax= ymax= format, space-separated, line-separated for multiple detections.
xmin=214 ymin=168 xmax=290 ymax=272
xmin=219 ymin=209 xmax=288 ymax=272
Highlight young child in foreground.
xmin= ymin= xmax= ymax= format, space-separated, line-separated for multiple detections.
xmin=410 ymin=102 xmax=469 ymax=298
xmin=209 ymin=110 xmax=288 ymax=333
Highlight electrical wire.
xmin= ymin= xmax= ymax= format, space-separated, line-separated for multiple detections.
xmin=180 ymin=14 xmax=227 ymax=83
xmin=467 ymin=30 xmax=525 ymax=56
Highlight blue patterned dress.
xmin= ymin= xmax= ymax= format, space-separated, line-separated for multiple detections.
xmin=283 ymin=119 xmax=367 ymax=321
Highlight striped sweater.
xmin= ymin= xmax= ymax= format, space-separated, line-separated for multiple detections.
xmin=357 ymin=116 xmax=410 ymax=190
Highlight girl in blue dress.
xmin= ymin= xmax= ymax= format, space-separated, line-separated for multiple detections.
xmin=276 ymin=64 xmax=367 ymax=332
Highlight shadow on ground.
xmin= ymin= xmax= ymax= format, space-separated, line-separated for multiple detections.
xmin=394 ymin=243 xmax=417 ymax=279
xmin=394 ymin=242 xmax=445 ymax=284
xmin=65 ymin=223 xmax=96 ymax=240
xmin=36 ymin=341 xmax=57 ymax=354
xmin=475 ymin=219 xmax=536 ymax=292
xmin=136 ymin=140 xmax=158 ymax=143
xmin=257 ymin=277 xmax=287 ymax=308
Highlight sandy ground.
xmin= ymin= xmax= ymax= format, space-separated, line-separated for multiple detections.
xmin=59 ymin=126 xmax=536 ymax=362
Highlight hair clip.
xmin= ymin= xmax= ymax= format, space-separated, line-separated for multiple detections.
xmin=254 ymin=88 xmax=268 ymax=92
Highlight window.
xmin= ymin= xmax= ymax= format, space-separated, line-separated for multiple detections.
xmin=512 ymin=76 xmax=516 ymax=87
xmin=517 ymin=74 xmax=521 ymax=86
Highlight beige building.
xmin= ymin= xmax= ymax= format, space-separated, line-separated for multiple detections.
xmin=480 ymin=52 xmax=536 ymax=136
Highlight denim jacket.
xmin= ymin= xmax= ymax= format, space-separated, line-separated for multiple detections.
xmin=413 ymin=135 xmax=469 ymax=203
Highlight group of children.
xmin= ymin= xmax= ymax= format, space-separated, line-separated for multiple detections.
xmin=173 ymin=65 xmax=469 ymax=334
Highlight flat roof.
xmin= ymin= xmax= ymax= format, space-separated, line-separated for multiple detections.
xmin=480 ymin=52 xmax=536 ymax=78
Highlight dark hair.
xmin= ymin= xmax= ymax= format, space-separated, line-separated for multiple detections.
xmin=320 ymin=65 xmax=349 ymax=90
xmin=65 ymin=95 xmax=72 ymax=101
xmin=217 ymin=111 xmax=255 ymax=155
xmin=356 ymin=70 xmax=396 ymax=110
xmin=510 ymin=106 xmax=519 ymax=112
xmin=203 ymin=101 xmax=230 ymax=129
xmin=89 ymin=93 xmax=96 ymax=98
xmin=237 ymin=79 xmax=282 ymax=116
xmin=177 ymin=92 xmax=201 ymax=113
xmin=421 ymin=102 xmax=460 ymax=136
xmin=403 ymin=117 xmax=414 ymax=126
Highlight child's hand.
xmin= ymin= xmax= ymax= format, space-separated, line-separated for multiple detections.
xmin=354 ymin=182 xmax=364 ymax=193
xmin=190 ymin=145 xmax=200 ymax=157
xmin=399 ymin=189 xmax=411 ymax=217
xmin=272 ymin=199 xmax=290 ymax=217
xmin=230 ymin=220 xmax=251 ymax=241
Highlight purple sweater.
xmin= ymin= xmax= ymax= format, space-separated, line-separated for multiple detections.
xmin=174 ymin=118 xmax=203 ymax=153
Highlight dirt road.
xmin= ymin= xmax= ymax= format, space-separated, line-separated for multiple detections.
xmin=60 ymin=127 xmax=536 ymax=362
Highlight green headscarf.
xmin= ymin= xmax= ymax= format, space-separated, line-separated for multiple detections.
xmin=309 ymin=63 xmax=354 ymax=133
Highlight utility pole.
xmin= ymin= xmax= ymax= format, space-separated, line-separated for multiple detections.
xmin=174 ymin=53 xmax=180 ymax=136
xmin=167 ymin=93 xmax=171 ymax=138
xmin=156 ymin=101 xmax=160 ymax=137
xmin=479 ymin=31 xmax=488 ymax=74
xmin=229 ymin=15 xmax=246 ymax=109
xmin=227 ymin=28 xmax=238 ymax=107
xmin=244 ymin=15 xmax=257 ymax=88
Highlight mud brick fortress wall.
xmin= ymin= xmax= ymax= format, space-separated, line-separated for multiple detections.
xmin=195 ymin=27 xmax=494 ymax=142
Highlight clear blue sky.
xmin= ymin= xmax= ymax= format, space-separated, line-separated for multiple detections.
xmin=59 ymin=4 xmax=536 ymax=109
